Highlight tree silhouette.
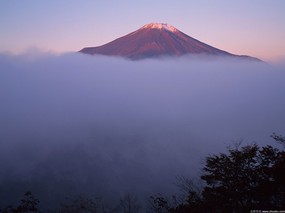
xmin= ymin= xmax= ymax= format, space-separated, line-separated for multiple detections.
xmin=148 ymin=194 xmax=170 ymax=213
xmin=117 ymin=195 xmax=141 ymax=213
xmin=271 ymin=132 xmax=285 ymax=148
xmin=201 ymin=143 xmax=285 ymax=211
xmin=1 ymin=134 xmax=285 ymax=213
xmin=59 ymin=196 xmax=98 ymax=213
xmin=147 ymin=135 xmax=285 ymax=212
xmin=0 ymin=191 xmax=40 ymax=213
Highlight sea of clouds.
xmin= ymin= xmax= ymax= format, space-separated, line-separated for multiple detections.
xmin=0 ymin=53 xmax=284 ymax=209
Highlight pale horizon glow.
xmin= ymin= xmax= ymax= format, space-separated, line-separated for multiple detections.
xmin=1 ymin=0 xmax=285 ymax=62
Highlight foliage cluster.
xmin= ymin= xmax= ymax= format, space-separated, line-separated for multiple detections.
xmin=1 ymin=134 xmax=284 ymax=212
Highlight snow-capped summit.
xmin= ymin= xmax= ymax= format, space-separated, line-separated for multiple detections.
xmin=79 ymin=23 xmax=261 ymax=61
xmin=141 ymin=23 xmax=177 ymax=32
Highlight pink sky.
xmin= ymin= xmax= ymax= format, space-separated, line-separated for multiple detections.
xmin=1 ymin=1 xmax=285 ymax=62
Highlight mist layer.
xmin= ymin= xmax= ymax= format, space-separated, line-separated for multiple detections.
xmin=0 ymin=53 xmax=284 ymax=208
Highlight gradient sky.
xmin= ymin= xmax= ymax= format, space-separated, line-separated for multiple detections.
xmin=1 ymin=0 xmax=285 ymax=61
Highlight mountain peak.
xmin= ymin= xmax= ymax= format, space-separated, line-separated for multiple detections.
xmin=141 ymin=23 xmax=177 ymax=32
xmin=79 ymin=23 xmax=261 ymax=61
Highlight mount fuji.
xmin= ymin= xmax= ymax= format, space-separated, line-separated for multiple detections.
xmin=79 ymin=23 xmax=261 ymax=61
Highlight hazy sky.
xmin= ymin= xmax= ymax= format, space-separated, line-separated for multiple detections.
xmin=1 ymin=0 xmax=285 ymax=61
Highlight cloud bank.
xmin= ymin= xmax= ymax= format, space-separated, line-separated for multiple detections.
xmin=0 ymin=53 xmax=284 ymax=209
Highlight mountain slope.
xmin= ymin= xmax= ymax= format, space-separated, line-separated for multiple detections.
xmin=79 ymin=23 xmax=261 ymax=61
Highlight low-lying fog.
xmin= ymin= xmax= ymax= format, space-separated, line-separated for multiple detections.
xmin=0 ymin=53 xmax=284 ymax=209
